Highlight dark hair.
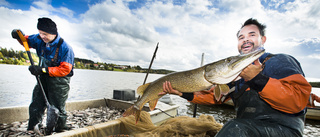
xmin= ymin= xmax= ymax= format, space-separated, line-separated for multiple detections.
xmin=237 ymin=18 xmax=266 ymax=37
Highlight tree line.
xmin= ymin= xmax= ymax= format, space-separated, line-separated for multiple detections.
xmin=2 ymin=47 xmax=319 ymax=86
xmin=0 ymin=47 xmax=174 ymax=74
xmin=0 ymin=47 xmax=38 ymax=65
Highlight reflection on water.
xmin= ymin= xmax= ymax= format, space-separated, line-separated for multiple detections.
xmin=0 ymin=64 xmax=319 ymax=136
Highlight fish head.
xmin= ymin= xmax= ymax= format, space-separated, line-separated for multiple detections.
xmin=205 ymin=48 xmax=265 ymax=84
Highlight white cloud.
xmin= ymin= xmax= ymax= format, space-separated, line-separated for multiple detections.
xmin=0 ymin=0 xmax=319 ymax=79
xmin=32 ymin=0 xmax=75 ymax=18
xmin=308 ymin=54 xmax=320 ymax=60
xmin=0 ymin=0 xmax=10 ymax=7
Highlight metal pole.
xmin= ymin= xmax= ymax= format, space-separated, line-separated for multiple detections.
xmin=137 ymin=43 xmax=159 ymax=101
xmin=143 ymin=42 xmax=159 ymax=85
xmin=193 ymin=53 xmax=204 ymax=118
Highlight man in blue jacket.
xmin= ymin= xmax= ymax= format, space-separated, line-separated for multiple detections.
xmin=12 ymin=17 xmax=74 ymax=132
xmin=161 ymin=18 xmax=311 ymax=136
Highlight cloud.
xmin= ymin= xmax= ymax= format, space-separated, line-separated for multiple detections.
xmin=76 ymin=1 xmax=158 ymax=64
xmin=0 ymin=0 xmax=319 ymax=79
xmin=32 ymin=0 xmax=75 ymax=18
xmin=0 ymin=0 xmax=10 ymax=7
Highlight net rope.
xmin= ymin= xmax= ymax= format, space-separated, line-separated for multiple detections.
xmin=118 ymin=111 xmax=222 ymax=137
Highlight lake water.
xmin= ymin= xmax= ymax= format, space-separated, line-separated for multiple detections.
xmin=0 ymin=64 xmax=319 ymax=136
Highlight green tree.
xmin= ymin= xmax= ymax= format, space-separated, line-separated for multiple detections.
xmin=0 ymin=52 xmax=4 ymax=59
xmin=1 ymin=48 xmax=8 ymax=56
xmin=8 ymin=48 xmax=15 ymax=58
xmin=136 ymin=65 xmax=142 ymax=70
xmin=22 ymin=52 xmax=28 ymax=60
xmin=75 ymin=61 xmax=85 ymax=69
xmin=6 ymin=58 xmax=13 ymax=64
xmin=13 ymin=58 xmax=19 ymax=65
xmin=20 ymin=58 xmax=26 ymax=64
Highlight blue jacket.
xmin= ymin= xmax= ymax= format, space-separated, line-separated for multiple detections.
xmin=27 ymin=34 xmax=74 ymax=77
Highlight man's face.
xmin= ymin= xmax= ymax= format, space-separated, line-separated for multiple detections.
xmin=39 ymin=30 xmax=56 ymax=43
xmin=237 ymin=24 xmax=266 ymax=54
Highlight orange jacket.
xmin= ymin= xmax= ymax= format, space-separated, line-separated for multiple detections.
xmin=185 ymin=53 xmax=311 ymax=114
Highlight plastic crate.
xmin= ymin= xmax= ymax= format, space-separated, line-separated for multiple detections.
xmin=113 ymin=89 xmax=135 ymax=101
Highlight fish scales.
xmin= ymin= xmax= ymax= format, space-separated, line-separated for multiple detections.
xmin=159 ymin=67 xmax=212 ymax=93
xmin=136 ymin=67 xmax=212 ymax=110
xmin=123 ymin=49 xmax=265 ymax=123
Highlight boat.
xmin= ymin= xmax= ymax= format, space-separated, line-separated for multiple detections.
xmin=223 ymin=100 xmax=320 ymax=121
xmin=0 ymin=95 xmax=179 ymax=136
xmin=306 ymin=107 xmax=320 ymax=120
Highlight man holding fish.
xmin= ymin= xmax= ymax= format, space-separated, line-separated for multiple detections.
xmin=160 ymin=18 xmax=311 ymax=136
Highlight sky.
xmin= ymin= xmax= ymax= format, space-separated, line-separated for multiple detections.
xmin=0 ymin=0 xmax=319 ymax=81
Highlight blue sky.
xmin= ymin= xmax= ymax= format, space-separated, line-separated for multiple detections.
xmin=0 ymin=0 xmax=319 ymax=81
xmin=5 ymin=0 xmax=94 ymax=15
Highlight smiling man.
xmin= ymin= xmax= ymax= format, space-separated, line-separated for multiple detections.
xmin=161 ymin=18 xmax=311 ymax=136
xmin=237 ymin=23 xmax=266 ymax=55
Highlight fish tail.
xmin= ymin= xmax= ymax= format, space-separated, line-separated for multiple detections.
xmin=135 ymin=110 xmax=141 ymax=124
xmin=123 ymin=105 xmax=141 ymax=124
xmin=123 ymin=105 xmax=136 ymax=117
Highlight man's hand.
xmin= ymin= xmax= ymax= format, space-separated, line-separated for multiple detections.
xmin=11 ymin=29 xmax=25 ymax=46
xmin=194 ymin=85 xmax=215 ymax=96
xmin=29 ymin=66 xmax=47 ymax=76
xmin=11 ymin=29 xmax=24 ymax=39
xmin=159 ymin=81 xmax=183 ymax=96
xmin=240 ymin=59 xmax=262 ymax=81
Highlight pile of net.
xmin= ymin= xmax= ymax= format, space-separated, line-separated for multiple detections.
xmin=118 ymin=111 xmax=223 ymax=137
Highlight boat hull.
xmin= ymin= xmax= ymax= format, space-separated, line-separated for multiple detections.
xmin=306 ymin=107 xmax=320 ymax=121
xmin=0 ymin=98 xmax=179 ymax=136
xmin=223 ymin=100 xmax=320 ymax=120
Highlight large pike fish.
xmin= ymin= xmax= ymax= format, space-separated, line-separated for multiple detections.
xmin=123 ymin=49 xmax=265 ymax=123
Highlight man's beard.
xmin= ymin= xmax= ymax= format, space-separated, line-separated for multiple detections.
xmin=240 ymin=42 xmax=263 ymax=54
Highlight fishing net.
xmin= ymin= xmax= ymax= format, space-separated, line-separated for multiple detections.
xmin=118 ymin=111 xmax=223 ymax=137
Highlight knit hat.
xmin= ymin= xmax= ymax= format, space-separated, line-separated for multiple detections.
xmin=37 ymin=17 xmax=57 ymax=35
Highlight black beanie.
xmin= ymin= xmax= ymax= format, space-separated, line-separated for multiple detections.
xmin=37 ymin=17 xmax=57 ymax=35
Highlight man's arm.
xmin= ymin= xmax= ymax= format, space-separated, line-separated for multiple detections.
xmin=241 ymin=56 xmax=311 ymax=114
xmin=48 ymin=45 xmax=74 ymax=77
xmin=48 ymin=62 xmax=73 ymax=77
xmin=160 ymin=81 xmax=224 ymax=105
xmin=313 ymin=93 xmax=320 ymax=104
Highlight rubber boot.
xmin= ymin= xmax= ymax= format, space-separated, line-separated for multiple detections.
xmin=54 ymin=114 xmax=70 ymax=132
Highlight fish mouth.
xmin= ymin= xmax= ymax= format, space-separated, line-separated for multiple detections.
xmin=230 ymin=48 xmax=265 ymax=69
xmin=204 ymin=48 xmax=265 ymax=84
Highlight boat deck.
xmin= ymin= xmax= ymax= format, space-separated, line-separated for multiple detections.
xmin=0 ymin=98 xmax=179 ymax=136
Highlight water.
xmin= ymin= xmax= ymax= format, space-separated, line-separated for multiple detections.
xmin=0 ymin=64 xmax=319 ymax=136
xmin=0 ymin=64 xmax=162 ymax=107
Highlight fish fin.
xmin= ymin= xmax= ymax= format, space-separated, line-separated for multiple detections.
xmin=214 ymin=85 xmax=221 ymax=101
xmin=137 ymin=83 xmax=151 ymax=95
xmin=148 ymin=99 xmax=158 ymax=111
xmin=123 ymin=105 xmax=142 ymax=124
xmin=214 ymin=84 xmax=230 ymax=101
xmin=219 ymin=84 xmax=230 ymax=95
